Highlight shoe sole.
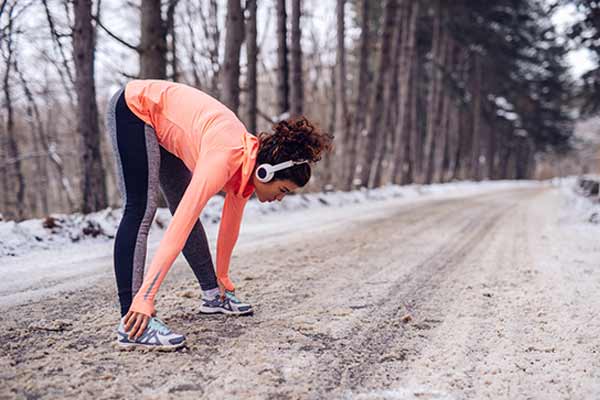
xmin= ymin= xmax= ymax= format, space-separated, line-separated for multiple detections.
xmin=114 ymin=341 xmax=185 ymax=352
xmin=198 ymin=306 xmax=254 ymax=316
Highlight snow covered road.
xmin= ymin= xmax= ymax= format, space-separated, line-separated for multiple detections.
xmin=1 ymin=184 xmax=599 ymax=399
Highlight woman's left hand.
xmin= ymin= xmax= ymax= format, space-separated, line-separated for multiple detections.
xmin=217 ymin=280 xmax=226 ymax=298
xmin=123 ymin=310 xmax=150 ymax=340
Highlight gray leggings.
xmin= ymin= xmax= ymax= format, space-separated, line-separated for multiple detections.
xmin=105 ymin=88 xmax=218 ymax=316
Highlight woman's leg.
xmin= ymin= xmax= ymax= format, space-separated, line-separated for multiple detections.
xmin=105 ymin=89 xmax=161 ymax=317
xmin=157 ymin=145 xmax=219 ymax=292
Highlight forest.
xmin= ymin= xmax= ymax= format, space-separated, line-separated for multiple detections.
xmin=0 ymin=0 xmax=598 ymax=221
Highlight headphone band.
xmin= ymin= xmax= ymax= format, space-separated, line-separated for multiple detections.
xmin=270 ymin=159 xmax=309 ymax=172
xmin=255 ymin=159 xmax=310 ymax=183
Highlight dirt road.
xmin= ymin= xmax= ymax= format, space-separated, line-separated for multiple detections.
xmin=2 ymin=186 xmax=599 ymax=399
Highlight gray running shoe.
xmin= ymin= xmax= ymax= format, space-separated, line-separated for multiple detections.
xmin=116 ymin=317 xmax=185 ymax=351
xmin=199 ymin=291 xmax=253 ymax=316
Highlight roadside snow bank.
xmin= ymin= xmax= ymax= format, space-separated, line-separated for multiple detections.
xmin=0 ymin=180 xmax=539 ymax=257
xmin=557 ymin=176 xmax=600 ymax=224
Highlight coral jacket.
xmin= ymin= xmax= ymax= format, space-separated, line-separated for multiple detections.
xmin=124 ymin=79 xmax=258 ymax=317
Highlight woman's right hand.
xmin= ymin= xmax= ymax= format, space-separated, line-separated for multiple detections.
xmin=123 ymin=310 xmax=150 ymax=340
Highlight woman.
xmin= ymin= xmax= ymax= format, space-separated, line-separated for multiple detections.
xmin=105 ymin=80 xmax=332 ymax=350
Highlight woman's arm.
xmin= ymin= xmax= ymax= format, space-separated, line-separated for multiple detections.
xmin=128 ymin=147 xmax=240 ymax=318
xmin=215 ymin=192 xmax=249 ymax=292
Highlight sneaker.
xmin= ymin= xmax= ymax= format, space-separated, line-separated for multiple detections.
xmin=116 ymin=317 xmax=186 ymax=351
xmin=199 ymin=290 xmax=254 ymax=316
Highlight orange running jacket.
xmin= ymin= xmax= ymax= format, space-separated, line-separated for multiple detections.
xmin=124 ymin=79 xmax=258 ymax=317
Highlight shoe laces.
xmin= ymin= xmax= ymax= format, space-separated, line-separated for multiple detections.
xmin=149 ymin=317 xmax=171 ymax=335
xmin=224 ymin=290 xmax=241 ymax=304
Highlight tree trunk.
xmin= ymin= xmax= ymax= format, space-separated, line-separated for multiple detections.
xmin=345 ymin=0 xmax=370 ymax=190
xmin=166 ymin=0 xmax=180 ymax=81
xmin=373 ymin=1 xmax=404 ymax=187
xmin=276 ymin=0 xmax=289 ymax=116
xmin=487 ymin=123 xmax=497 ymax=179
xmin=15 ymin=58 xmax=50 ymax=215
xmin=290 ymin=0 xmax=303 ymax=117
xmin=334 ymin=0 xmax=349 ymax=187
xmin=446 ymin=47 xmax=467 ymax=182
xmin=320 ymin=65 xmax=337 ymax=187
xmin=245 ymin=0 xmax=258 ymax=134
xmin=140 ymin=0 xmax=167 ymax=78
xmin=392 ymin=0 xmax=420 ymax=185
xmin=470 ymin=53 xmax=482 ymax=181
xmin=433 ymin=34 xmax=452 ymax=183
xmin=2 ymin=6 xmax=25 ymax=220
xmin=359 ymin=0 xmax=398 ymax=188
xmin=222 ymin=0 xmax=244 ymax=113
xmin=73 ymin=0 xmax=107 ymax=213
xmin=423 ymin=1 xmax=444 ymax=184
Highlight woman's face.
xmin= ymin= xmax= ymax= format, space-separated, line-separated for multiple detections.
xmin=251 ymin=176 xmax=300 ymax=203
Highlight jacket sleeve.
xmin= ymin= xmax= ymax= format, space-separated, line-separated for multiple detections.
xmin=216 ymin=192 xmax=249 ymax=291
xmin=129 ymin=147 xmax=239 ymax=317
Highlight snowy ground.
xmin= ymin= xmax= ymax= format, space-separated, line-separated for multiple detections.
xmin=0 ymin=180 xmax=540 ymax=307
xmin=1 ymin=179 xmax=599 ymax=399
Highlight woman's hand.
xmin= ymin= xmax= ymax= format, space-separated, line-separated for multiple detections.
xmin=218 ymin=280 xmax=226 ymax=298
xmin=123 ymin=310 xmax=150 ymax=340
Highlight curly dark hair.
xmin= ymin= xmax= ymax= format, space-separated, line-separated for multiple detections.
xmin=256 ymin=116 xmax=334 ymax=187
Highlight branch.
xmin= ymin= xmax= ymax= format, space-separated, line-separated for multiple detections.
xmin=0 ymin=0 xmax=7 ymax=20
xmin=118 ymin=69 xmax=140 ymax=80
xmin=0 ymin=150 xmax=76 ymax=171
xmin=92 ymin=14 xmax=141 ymax=52
xmin=256 ymin=107 xmax=277 ymax=125
xmin=42 ymin=0 xmax=74 ymax=86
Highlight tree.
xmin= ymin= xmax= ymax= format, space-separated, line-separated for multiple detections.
xmin=569 ymin=0 xmax=600 ymax=116
xmin=73 ymin=0 xmax=107 ymax=213
xmin=245 ymin=0 xmax=258 ymax=134
xmin=276 ymin=0 xmax=289 ymax=116
xmin=345 ymin=0 xmax=371 ymax=190
xmin=222 ymin=0 xmax=245 ymax=113
xmin=358 ymin=0 xmax=398 ymax=188
xmin=390 ymin=0 xmax=420 ymax=185
xmin=1 ymin=1 xmax=25 ymax=220
xmin=290 ymin=0 xmax=303 ymax=117
xmin=140 ymin=0 xmax=167 ymax=78
xmin=334 ymin=0 xmax=349 ymax=186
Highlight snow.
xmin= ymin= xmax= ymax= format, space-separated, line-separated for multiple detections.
xmin=556 ymin=176 xmax=600 ymax=224
xmin=1 ymin=178 xmax=595 ymax=307
xmin=0 ymin=180 xmax=543 ymax=259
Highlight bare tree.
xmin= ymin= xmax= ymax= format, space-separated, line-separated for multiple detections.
xmin=73 ymin=0 xmax=107 ymax=213
xmin=470 ymin=53 xmax=482 ymax=181
xmin=290 ymin=0 xmax=303 ymax=117
xmin=140 ymin=0 xmax=167 ymax=78
xmin=1 ymin=2 xmax=25 ymax=220
xmin=392 ymin=0 xmax=420 ymax=185
xmin=432 ymin=32 xmax=452 ymax=183
xmin=373 ymin=1 xmax=405 ymax=187
xmin=166 ymin=0 xmax=180 ymax=81
xmin=345 ymin=0 xmax=370 ymax=190
xmin=276 ymin=0 xmax=289 ymax=116
xmin=422 ymin=0 xmax=445 ymax=184
xmin=42 ymin=0 xmax=76 ymax=107
xmin=222 ymin=0 xmax=244 ymax=113
xmin=245 ymin=0 xmax=258 ymax=134
xmin=334 ymin=0 xmax=349 ymax=186
xmin=14 ymin=56 xmax=50 ymax=215
xmin=203 ymin=0 xmax=221 ymax=95
xmin=359 ymin=0 xmax=398 ymax=188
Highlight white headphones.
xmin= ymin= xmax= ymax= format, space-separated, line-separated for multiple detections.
xmin=255 ymin=160 xmax=309 ymax=183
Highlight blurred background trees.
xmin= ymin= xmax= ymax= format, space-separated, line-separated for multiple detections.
xmin=0 ymin=0 xmax=597 ymax=221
